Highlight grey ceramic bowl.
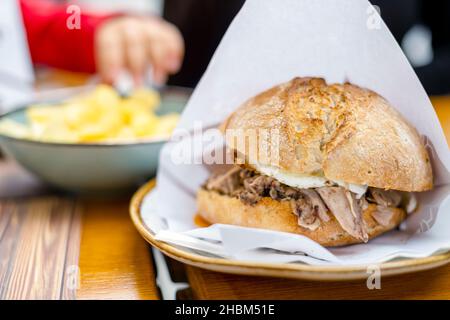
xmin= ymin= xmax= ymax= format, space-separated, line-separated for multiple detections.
xmin=0 ymin=87 xmax=190 ymax=193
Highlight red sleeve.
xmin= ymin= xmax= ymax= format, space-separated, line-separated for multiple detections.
xmin=19 ymin=0 xmax=117 ymax=73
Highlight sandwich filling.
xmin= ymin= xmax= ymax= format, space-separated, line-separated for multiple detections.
xmin=253 ymin=163 xmax=368 ymax=198
xmin=203 ymin=165 xmax=416 ymax=242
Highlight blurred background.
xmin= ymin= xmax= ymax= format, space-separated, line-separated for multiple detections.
xmin=2 ymin=0 xmax=450 ymax=114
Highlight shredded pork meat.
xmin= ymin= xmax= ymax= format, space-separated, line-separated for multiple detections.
xmin=203 ymin=166 xmax=405 ymax=241
xmin=316 ymin=187 xmax=368 ymax=241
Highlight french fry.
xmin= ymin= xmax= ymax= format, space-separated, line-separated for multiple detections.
xmin=0 ymin=85 xmax=179 ymax=143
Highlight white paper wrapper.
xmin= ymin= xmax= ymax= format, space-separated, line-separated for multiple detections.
xmin=141 ymin=0 xmax=450 ymax=266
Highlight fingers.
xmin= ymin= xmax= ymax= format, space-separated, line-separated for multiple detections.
xmin=146 ymin=38 xmax=170 ymax=84
xmin=95 ymin=16 xmax=185 ymax=86
xmin=159 ymin=22 xmax=184 ymax=73
xmin=144 ymin=19 xmax=185 ymax=85
xmin=121 ymin=19 xmax=147 ymax=86
xmin=95 ymin=21 xmax=124 ymax=84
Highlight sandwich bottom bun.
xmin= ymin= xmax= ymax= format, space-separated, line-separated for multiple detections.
xmin=197 ymin=188 xmax=407 ymax=247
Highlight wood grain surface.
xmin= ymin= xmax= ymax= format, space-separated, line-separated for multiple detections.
xmin=0 ymin=196 xmax=81 ymax=299
xmin=0 ymin=190 xmax=158 ymax=300
xmin=0 ymin=161 xmax=158 ymax=300
xmin=186 ymin=264 xmax=450 ymax=300
xmin=431 ymin=96 xmax=450 ymax=146
xmin=76 ymin=197 xmax=158 ymax=300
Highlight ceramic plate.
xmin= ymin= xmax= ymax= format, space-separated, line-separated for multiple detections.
xmin=130 ymin=180 xmax=450 ymax=281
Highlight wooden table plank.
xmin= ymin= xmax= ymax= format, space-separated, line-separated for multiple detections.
xmin=0 ymin=197 xmax=80 ymax=300
xmin=76 ymin=198 xmax=159 ymax=300
xmin=0 ymin=203 xmax=23 ymax=296
xmin=0 ymin=202 xmax=14 ymax=241
xmin=0 ymin=160 xmax=158 ymax=300
xmin=61 ymin=204 xmax=82 ymax=300
xmin=0 ymin=195 xmax=158 ymax=300
xmin=186 ymin=264 xmax=450 ymax=300
xmin=186 ymin=98 xmax=450 ymax=300
xmin=431 ymin=97 xmax=450 ymax=146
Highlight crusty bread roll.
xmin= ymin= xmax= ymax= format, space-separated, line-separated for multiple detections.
xmin=197 ymin=188 xmax=406 ymax=247
xmin=198 ymin=77 xmax=432 ymax=247
xmin=222 ymin=77 xmax=433 ymax=192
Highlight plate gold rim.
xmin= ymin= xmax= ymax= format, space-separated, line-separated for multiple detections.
xmin=130 ymin=180 xmax=450 ymax=280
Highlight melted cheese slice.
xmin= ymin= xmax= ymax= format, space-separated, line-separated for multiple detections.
xmin=254 ymin=163 xmax=368 ymax=198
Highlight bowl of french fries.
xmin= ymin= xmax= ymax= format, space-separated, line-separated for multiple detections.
xmin=0 ymin=85 xmax=188 ymax=192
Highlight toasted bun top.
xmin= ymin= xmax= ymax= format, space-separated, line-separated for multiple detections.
xmin=222 ymin=77 xmax=433 ymax=192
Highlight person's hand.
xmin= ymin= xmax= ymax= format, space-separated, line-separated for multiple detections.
xmin=95 ymin=16 xmax=184 ymax=86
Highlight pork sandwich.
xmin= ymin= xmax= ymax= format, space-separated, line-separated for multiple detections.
xmin=197 ymin=77 xmax=433 ymax=247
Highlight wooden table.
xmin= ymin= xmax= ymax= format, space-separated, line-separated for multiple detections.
xmin=0 ymin=97 xmax=449 ymax=300
xmin=0 ymin=162 xmax=158 ymax=300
